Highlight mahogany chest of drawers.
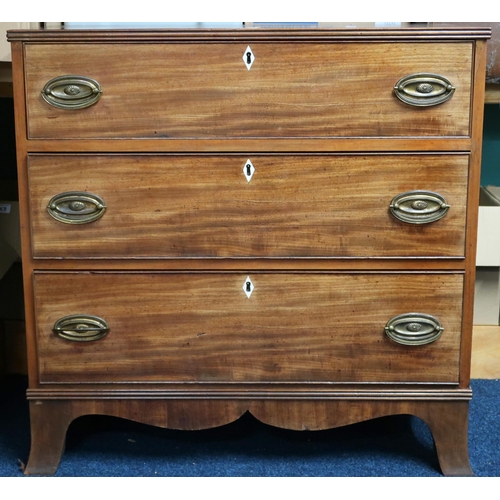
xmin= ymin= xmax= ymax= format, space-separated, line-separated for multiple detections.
xmin=7 ymin=27 xmax=490 ymax=475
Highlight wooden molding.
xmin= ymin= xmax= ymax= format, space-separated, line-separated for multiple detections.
xmin=27 ymin=388 xmax=473 ymax=401
xmin=7 ymin=27 xmax=492 ymax=43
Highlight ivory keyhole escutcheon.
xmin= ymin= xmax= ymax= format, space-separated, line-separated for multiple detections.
xmin=243 ymin=159 xmax=255 ymax=182
xmin=243 ymin=277 xmax=254 ymax=298
xmin=243 ymin=46 xmax=255 ymax=70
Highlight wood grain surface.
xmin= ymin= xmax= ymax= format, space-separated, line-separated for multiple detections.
xmin=28 ymin=154 xmax=469 ymax=259
xmin=33 ymin=272 xmax=464 ymax=384
xmin=24 ymin=42 xmax=473 ymax=139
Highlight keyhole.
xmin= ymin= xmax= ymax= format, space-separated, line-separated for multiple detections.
xmin=246 ymin=164 xmax=251 ymax=177
xmin=243 ymin=276 xmax=254 ymax=298
xmin=246 ymin=52 xmax=252 ymax=64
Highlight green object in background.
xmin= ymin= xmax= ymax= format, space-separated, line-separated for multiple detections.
xmin=481 ymin=104 xmax=500 ymax=186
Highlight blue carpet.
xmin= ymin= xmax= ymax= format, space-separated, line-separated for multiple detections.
xmin=0 ymin=376 xmax=498 ymax=477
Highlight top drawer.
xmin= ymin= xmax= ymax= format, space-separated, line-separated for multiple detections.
xmin=23 ymin=42 xmax=473 ymax=140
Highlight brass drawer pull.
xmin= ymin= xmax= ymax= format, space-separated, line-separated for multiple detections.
xmin=394 ymin=73 xmax=455 ymax=107
xmin=42 ymin=75 xmax=102 ymax=109
xmin=47 ymin=192 xmax=106 ymax=225
xmin=389 ymin=190 xmax=449 ymax=224
xmin=53 ymin=315 xmax=109 ymax=342
xmin=385 ymin=313 xmax=443 ymax=346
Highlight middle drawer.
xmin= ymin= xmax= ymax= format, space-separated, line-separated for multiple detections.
xmin=29 ymin=154 xmax=468 ymax=259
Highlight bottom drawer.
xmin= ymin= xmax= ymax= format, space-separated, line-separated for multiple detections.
xmin=33 ymin=272 xmax=464 ymax=384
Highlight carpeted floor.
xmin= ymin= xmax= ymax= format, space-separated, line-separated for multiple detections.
xmin=0 ymin=376 xmax=498 ymax=477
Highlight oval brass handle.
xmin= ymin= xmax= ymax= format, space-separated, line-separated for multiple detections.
xmin=385 ymin=313 xmax=443 ymax=346
xmin=394 ymin=73 xmax=455 ymax=107
xmin=47 ymin=192 xmax=106 ymax=225
xmin=42 ymin=75 xmax=102 ymax=109
xmin=53 ymin=314 xmax=109 ymax=342
xmin=389 ymin=190 xmax=449 ymax=224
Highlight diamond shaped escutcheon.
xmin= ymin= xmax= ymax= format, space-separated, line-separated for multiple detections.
xmin=243 ymin=160 xmax=255 ymax=182
xmin=243 ymin=46 xmax=255 ymax=70
xmin=243 ymin=277 xmax=254 ymax=298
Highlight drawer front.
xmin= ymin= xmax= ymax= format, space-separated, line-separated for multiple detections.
xmin=29 ymin=154 xmax=468 ymax=259
xmin=34 ymin=272 xmax=463 ymax=384
xmin=24 ymin=42 xmax=472 ymax=139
